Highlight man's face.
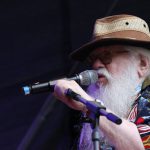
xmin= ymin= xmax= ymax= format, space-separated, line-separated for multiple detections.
xmin=87 ymin=45 xmax=141 ymax=118
xmin=87 ymin=45 xmax=139 ymax=85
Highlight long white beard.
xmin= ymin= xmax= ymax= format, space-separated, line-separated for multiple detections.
xmin=87 ymin=62 xmax=140 ymax=118
xmin=79 ymin=58 xmax=141 ymax=150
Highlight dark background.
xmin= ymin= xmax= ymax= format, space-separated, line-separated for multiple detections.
xmin=0 ymin=0 xmax=150 ymax=149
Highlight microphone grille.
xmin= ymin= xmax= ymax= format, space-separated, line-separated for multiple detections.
xmin=79 ymin=70 xmax=98 ymax=86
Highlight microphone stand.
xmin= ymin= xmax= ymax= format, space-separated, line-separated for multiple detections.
xmin=92 ymin=115 xmax=100 ymax=150
xmin=66 ymin=89 xmax=122 ymax=150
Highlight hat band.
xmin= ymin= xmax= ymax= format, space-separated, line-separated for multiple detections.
xmin=93 ymin=30 xmax=150 ymax=42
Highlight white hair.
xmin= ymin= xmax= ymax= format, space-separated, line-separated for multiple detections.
xmin=124 ymin=45 xmax=150 ymax=76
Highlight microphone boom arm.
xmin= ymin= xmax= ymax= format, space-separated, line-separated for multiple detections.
xmin=65 ymin=88 xmax=122 ymax=125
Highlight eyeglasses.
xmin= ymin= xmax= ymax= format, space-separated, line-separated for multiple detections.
xmin=86 ymin=50 xmax=129 ymax=65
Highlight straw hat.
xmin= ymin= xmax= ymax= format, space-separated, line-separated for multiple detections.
xmin=70 ymin=14 xmax=150 ymax=61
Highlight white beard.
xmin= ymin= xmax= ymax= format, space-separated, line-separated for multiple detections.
xmin=79 ymin=59 xmax=142 ymax=149
xmin=87 ymin=62 xmax=140 ymax=118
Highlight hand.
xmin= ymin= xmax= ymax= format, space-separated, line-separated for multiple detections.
xmin=54 ymin=79 xmax=94 ymax=112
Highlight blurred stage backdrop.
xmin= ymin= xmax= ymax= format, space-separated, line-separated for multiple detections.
xmin=0 ymin=0 xmax=150 ymax=149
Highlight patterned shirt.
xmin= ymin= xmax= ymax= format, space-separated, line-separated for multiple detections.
xmin=128 ymin=85 xmax=150 ymax=149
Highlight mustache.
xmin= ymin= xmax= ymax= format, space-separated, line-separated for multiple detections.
xmin=97 ymin=68 xmax=112 ymax=79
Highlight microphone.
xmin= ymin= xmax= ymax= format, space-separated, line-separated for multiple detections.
xmin=22 ymin=70 xmax=98 ymax=95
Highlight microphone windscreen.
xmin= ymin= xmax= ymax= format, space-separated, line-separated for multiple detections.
xmin=79 ymin=70 xmax=98 ymax=86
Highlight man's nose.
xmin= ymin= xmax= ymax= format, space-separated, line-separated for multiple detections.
xmin=92 ymin=59 xmax=105 ymax=69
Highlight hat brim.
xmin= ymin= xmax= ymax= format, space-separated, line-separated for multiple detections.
xmin=70 ymin=38 xmax=150 ymax=61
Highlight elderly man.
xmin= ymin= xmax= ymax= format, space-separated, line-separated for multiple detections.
xmin=54 ymin=14 xmax=150 ymax=149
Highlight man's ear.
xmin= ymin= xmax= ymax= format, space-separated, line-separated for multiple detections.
xmin=138 ymin=54 xmax=150 ymax=78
